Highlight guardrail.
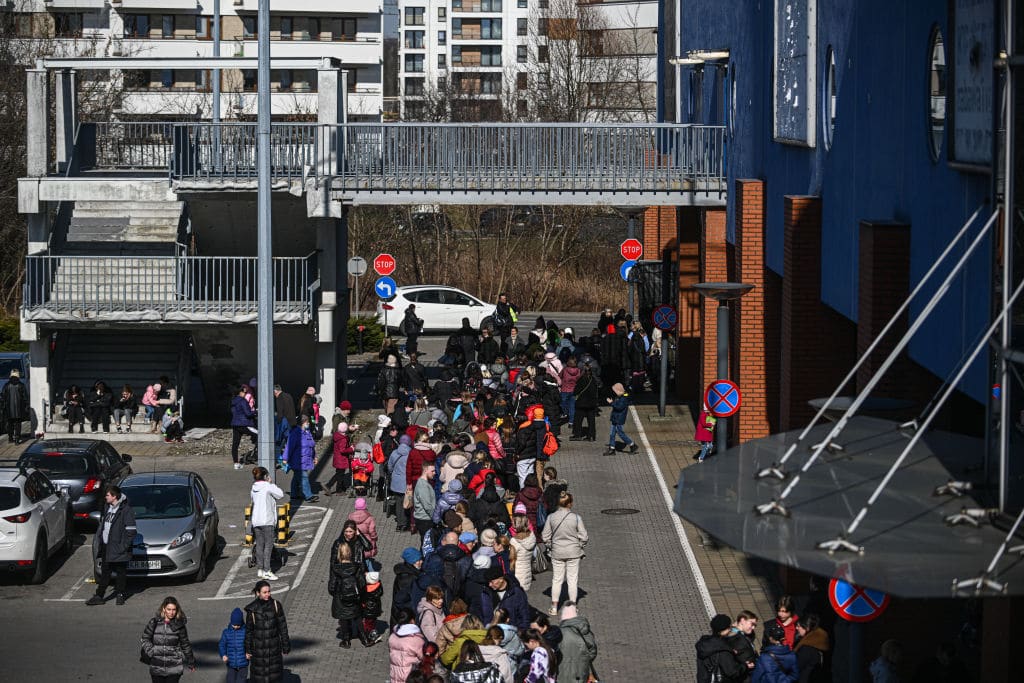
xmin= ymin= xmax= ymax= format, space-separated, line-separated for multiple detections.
xmin=22 ymin=252 xmax=317 ymax=322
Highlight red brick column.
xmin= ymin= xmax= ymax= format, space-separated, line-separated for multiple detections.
xmin=734 ymin=179 xmax=770 ymax=441
xmin=701 ymin=209 xmax=728 ymax=394
xmin=779 ymin=196 xmax=856 ymax=431
xmin=857 ymin=221 xmax=912 ymax=396
xmin=642 ymin=206 xmax=677 ymax=260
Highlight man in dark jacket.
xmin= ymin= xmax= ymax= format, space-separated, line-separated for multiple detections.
xmin=482 ymin=568 xmax=531 ymax=630
xmin=725 ymin=610 xmax=759 ymax=682
xmin=421 ymin=532 xmax=471 ymax=603
xmin=456 ymin=318 xmax=479 ymax=368
xmin=86 ymin=485 xmax=137 ymax=605
xmin=493 ymin=293 xmax=518 ymax=348
xmin=391 ymin=547 xmax=423 ymax=623
xmin=696 ymin=614 xmax=748 ymax=683
xmin=273 ymin=384 xmax=296 ymax=454
xmin=599 ymin=323 xmax=628 ymax=389
xmin=404 ymin=353 xmax=430 ymax=397
xmin=0 ymin=369 xmax=29 ymax=444
xmin=400 ymin=304 xmax=424 ymax=356
xmin=230 ymin=385 xmax=257 ymax=469
xmin=477 ymin=328 xmax=501 ymax=365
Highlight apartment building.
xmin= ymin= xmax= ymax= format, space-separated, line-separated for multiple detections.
xmin=3 ymin=0 xmax=384 ymax=120
xmin=396 ymin=0 xmax=657 ymax=121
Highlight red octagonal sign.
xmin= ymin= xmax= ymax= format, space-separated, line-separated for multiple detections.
xmin=620 ymin=239 xmax=643 ymax=261
xmin=374 ymin=253 xmax=396 ymax=276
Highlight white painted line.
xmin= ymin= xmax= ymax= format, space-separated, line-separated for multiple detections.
xmin=60 ymin=571 xmax=90 ymax=600
xmin=44 ymin=598 xmax=86 ymax=602
xmin=629 ymin=405 xmax=715 ymax=618
xmin=199 ymin=584 xmax=291 ymax=601
xmin=209 ymin=545 xmax=250 ymax=599
xmin=290 ymin=507 xmax=333 ymax=590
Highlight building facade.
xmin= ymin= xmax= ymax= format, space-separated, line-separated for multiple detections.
xmin=3 ymin=0 xmax=384 ymax=120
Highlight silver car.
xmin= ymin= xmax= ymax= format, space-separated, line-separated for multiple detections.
xmin=91 ymin=471 xmax=219 ymax=582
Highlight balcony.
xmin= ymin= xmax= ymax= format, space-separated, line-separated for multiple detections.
xmin=23 ymin=252 xmax=317 ymax=325
xmin=118 ymin=0 xmax=199 ymax=8
xmin=233 ymin=0 xmax=381 ymax=12
xmin=236 ymin=38 xmax=381 ymax=64
xmin=46 ymin=0 xmax=107 ymax=8
xmin=451 ymin=1 xmax=504 ymax=14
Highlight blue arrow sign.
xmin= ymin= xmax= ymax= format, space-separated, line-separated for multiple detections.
xmin=620 ymin=260 xmax=636 ymax=282
xmin=375 ymin=276 xmax=397 ymax=299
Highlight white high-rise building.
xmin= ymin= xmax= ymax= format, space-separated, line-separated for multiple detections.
xmin=3 ymin=0 xmax=384 ymax=120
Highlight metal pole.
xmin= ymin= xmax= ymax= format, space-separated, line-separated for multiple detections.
xmin=715 ymin=301 xmax=728 ymax=455
xmin=628 ymin=214 xmax=636 ymax=319
xmin=998 ymin=0 xmax=1015 ymax=512
xmin=213 ymin=0 xmax=220 ymax=123
xmin=256 ymin=0 xmax=274 ymax=474
xmin=658 ymin=330 xmax=669 ymax=416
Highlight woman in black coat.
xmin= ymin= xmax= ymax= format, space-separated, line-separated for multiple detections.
xmin=571 ymin=366 xmax=601 ymax=442
xmin=244 ymin=580 xmax=290 ymax=683
xmin=329 ymin=540 xmax=367 ymax=648
xmin=141 ymin=596 xmax=195 ymax=683
xmin=87 ymin=380 xmax=113 ymax=433
xmin=330 ymin=520 xmax=373 ymax=569
xmin=470 ymin=480 xmax=511 ymax=531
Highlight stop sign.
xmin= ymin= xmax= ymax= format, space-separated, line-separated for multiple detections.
xmin=373 ymin=253 xmax=396 ymax=276
xmin=620 ymin=239 xmax=643 ymax=261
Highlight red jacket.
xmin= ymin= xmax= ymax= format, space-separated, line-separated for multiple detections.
xmin=694 ymin=410 xmax=716 ymax=443
xmin=406 ymin=445 xmax=434 ymax=485
xmin=469 ymin=467 xmax=501 ymax=494
xmin=332 ymin=431 xmax=353 ymax=469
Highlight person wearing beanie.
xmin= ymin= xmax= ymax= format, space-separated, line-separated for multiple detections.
xmin=347 ymin=497 xmax=379 ymax=559
xmin=402 ymin=547 xmax=423 ymax=565
xmin=391 ymin=548 xmax=424 ymax=623
xmin=483 ymin=570 xmax=531 ymax=631
xmin=753 ymin=623 xmax=798 ymax=683
xmin=558 ymin=602 xmax=597 ymax=683
xmin=605 ymin=381 xmax=639 ymax=455
xmin=219 ymin=607 xmax=248 ymax=682
xmin=361 ymin=570 xmax=385 ymax=646
xmin=432 ymin=475 xmax=466 ymax=525
xmin=696 ymin=614 xmax=749 ymax=683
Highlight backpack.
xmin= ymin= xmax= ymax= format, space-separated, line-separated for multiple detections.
xmin=542 ymin=428 xmax=559 ymax=457
xmin=442 ymin=557 xmax=463 ymax=601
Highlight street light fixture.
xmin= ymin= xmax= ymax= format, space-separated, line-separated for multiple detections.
xmin=694 ymin=282 xmax=754 ymax=457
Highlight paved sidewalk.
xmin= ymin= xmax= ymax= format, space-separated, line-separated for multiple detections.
xmin=633 ymin=402 xmax=779 ymax=625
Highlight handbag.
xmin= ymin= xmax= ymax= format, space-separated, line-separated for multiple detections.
xmin=402 ymin=489 xmax=414 ymax=510
xmin=139 ymin=643 xmax=151 ymax=665
xmin=532 ymin=541 xmax=550 ymax=574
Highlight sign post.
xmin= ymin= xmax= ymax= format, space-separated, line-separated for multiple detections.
xmin=829 ymin=578 xmax=890 ymax=683
xmin=347 ymin=256 xmax=367 ymax=316
xmin=620 ymin=239 xmax=643 ymax=318
xmin=652 ymin=305 xmax=678 ymax=417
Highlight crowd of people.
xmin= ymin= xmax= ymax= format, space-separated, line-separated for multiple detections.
xmin=59 ymin=375 xmax=180 ymax=439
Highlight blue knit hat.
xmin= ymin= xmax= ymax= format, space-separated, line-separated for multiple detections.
xmin=401 ymin=547 xmax=422 ymax=564
xmin=230 ymin=607 xmax=244 ymax=626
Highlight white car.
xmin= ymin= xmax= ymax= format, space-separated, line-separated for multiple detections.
xmin=376 ymin=285 xmax=498 ymax=333
xmin=0 ymin=464 xmax=73 ymax=583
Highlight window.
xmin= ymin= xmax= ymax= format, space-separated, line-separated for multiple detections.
xmin=243 ymin=69 xmax=257 ymax=91
xmin=481 ymin=19 xmax=501 ymax=39
xmin=404 ymin=54 xmax=425 ymax=73
xmin=482 ymin=0 xmax=502 ymax=9
xmin=688 ymin=69 xmax=703 ymax=123
xmin=281 ymin=16 xmax=293 ymax=38
xmin=242 ymin=16 xmax=256 ymax=38
xmin=438 ymin=7 xmax=447 ymax=20
xmin=481 ymin=46 xmax=501 ymax=66
xmin=279 ymin=70 xmax=292 ymax=90
xmin=123 ymin=14 xmax=150 ymax=38
xmin=161 ymin=69 xmax=173 ymax=88
xmin=517 ymin=45 xmax=527 ymax=63
xmin=54 ymin=12 xmax=84 ymax=38
xmin=438 ymin=54 xmax=447 ymax=68
xmin=452 ymin=46 xmax=462 ymax=63
xmin=405 ymin=78 xmax=425 ymax=96
xmin=405 ymin=30 xmax=425 ymax=49
xmin=124 ymin=71 xmax=148 ymax=90
xmin=538 ymin=18 xmax=548 ymax=36
xmin=334 ymin=17 xmax=357 ymax=40
xmin=452 ymin=19 xmax=462 ymax=38
xmin=517 ymin=18 xmax=527 ymax=36
xmin=438 ymin=76 xmax=447 ymax=90
xmin=438 ymin=30 xmax=447 ymax=45
xmin=928 ymin=27 xmax=946 ymax=161
xmin=196 ymin=15 xmax=209 ymax=39
xmin=517 ymin=72 xmax=527 ymax=90
xmin=538 ymin=45 xmax=548 ymax=63
xmin=404 ymin=7 xmax=425 ymax=26
xmin=162 ymin=15 xmax=173 ymax=38
xmin=729 ymin=62 xmax=738 ymax=138
xmin=773 ymin=0 xmax=816 ymax=145
xmin=822 ymin=49 xmax=835 ymax=150
xmin=517 ymin=99 xmax=528 ymax=117
xmin=539 ymin=0 xmax=548 ymax=8
xmin=518 ymin=0 xmax=528 ymax=7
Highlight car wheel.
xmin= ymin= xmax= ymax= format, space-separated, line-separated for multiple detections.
xmin=479 ymin=316 xmax=495 ymax=333
xmin=30 ymin=533 xmax=48 ymax=585
xmin=194 ymin=547 xmax=208 ymax=583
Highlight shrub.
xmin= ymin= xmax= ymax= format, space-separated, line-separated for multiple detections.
xmin=347 ymin=316 xmax=385 ymax=353
xmin=0 ymin=317 xmax=27 ymax=352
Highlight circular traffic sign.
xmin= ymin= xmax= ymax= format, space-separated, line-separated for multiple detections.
xmin=373 ymin=253 xmax=397 ymax=276
xmin=374 ymin=275 xmax=398 ymax=300
xmin=347 ymin=256 xmax=367 ymax=277
xmin=620 ymin=238 xmax=643 ymax=261
xmin=828 ymin=578 xmax=889 ymax=623
xmin=620 ymin=260 xmax=636 ymax=282
xmin=704 ymin=380 xmax=742 ymax=418
xmin=651 ymin=304 xmax=678 ymax=331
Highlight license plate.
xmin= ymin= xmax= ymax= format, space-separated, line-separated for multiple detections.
xmin=129 ymin=560 xmax=161 ymax=570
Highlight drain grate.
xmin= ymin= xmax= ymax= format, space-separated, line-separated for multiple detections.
xmin=600 ymin=508 xmax=641 ymax=515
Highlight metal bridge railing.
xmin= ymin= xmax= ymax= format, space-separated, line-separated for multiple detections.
xmin=22 ymin=252 xmax=317 ymax=321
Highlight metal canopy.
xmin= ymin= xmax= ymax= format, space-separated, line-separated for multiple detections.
xmin=36 ymin=57 xmax=339 ymax=71
xmin=674 ymin=416 xmax=1024 ymax=598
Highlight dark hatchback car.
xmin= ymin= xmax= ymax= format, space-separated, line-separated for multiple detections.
xmin=17 ymin=440 xmax=133 ymax=522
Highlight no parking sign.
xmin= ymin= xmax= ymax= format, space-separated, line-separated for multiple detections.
xmin=828 ymin=578 xmax=890 ymax=623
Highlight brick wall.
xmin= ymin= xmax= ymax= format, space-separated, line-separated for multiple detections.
xmin=779 ymin=196 xmax=856 ymax=430
xmin=642 ymin=206 xmax=678 ymax=260
xmin=701 ymin=209 xmax=728 ymax=395
xmin=734 ymin=179 xmax=770 ymax=441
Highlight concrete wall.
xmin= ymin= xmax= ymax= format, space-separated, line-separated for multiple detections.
xmin=678 ymin=0 xmax=992 ymax=401
xmin=185 ymin=195 xmax=318 ymax=257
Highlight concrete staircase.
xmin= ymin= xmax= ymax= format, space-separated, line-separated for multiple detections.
xmin=66 ymin=200 xmax=184 ymax=249
xmin=49 ymin=331 xmax=187 ymax=441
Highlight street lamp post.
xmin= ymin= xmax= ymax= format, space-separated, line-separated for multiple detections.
xmin=693 ymin=282 xmax=754 ymax=456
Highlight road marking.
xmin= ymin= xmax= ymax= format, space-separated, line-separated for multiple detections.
xmin=59 ymin=571 xmax=91 ymax=600
xmin=629 ymin=405 xmax=715 ymax=618
xmin=291 ymin=507 xmax=333 ymax=590
xmin=207 ymin=542 xmax=250 ymax=599
xmin=44 ymin=598 xmax=86 ymax=602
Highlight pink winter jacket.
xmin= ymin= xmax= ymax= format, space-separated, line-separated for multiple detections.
xmin=346 ymin=509 xmax=378 ymax=557
xmin=486 ymin=428 xmax=506 ymax=460
xmin=559 ymin=366 xmax=582 ymax=393
xmin=389 ymin=624 xmax=426 ymax=683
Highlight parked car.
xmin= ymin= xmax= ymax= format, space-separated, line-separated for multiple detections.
xmin=91 ymin=471 xmax=220 ymax=583
xmin=0 ymin=461 xmax=73 ymax=584
xmin=18 ymin=440 xmax=133 ymax=523
xmin=376 ymin=285 xmax=497 ymax=333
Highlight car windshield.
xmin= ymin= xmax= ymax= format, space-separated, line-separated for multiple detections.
xmin=0 ymin=487 xmax=21 ymax=511
xmin=19 ymin=454 xmax=95 ymax=477
xmin=124 ymin=485 xmax=193 ymax=519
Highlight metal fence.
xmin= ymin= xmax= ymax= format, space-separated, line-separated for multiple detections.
xmin=170 ymin=122 xmax=322 ymax=181
xmin=23 ymin=252 xmax=317 ymax=321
